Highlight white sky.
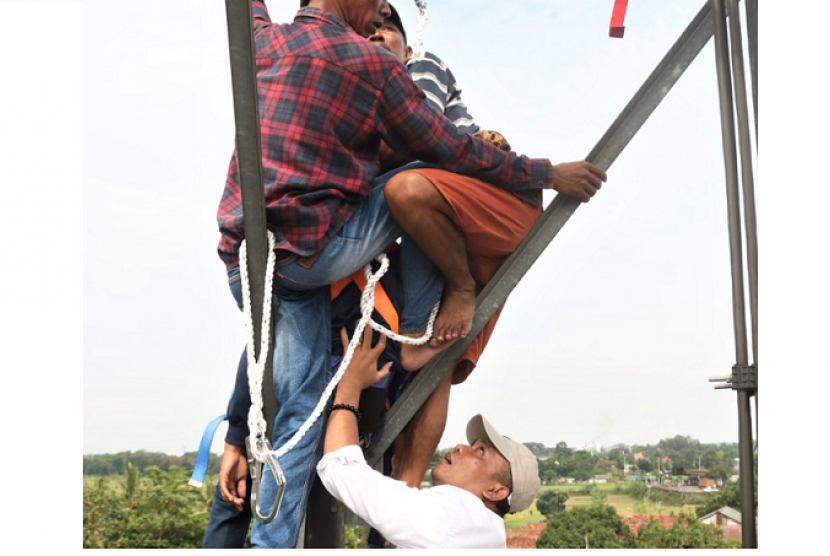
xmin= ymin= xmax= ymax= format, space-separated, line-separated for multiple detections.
xmin=71 ymin=0 xmax=823 ymax=457
xmin=3 ymin=0 xmax=825 ymax=494
xmin=2 ymin=0 xmax=827 ymax=550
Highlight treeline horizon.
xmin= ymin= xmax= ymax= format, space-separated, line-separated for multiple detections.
xmin=84 ymin=434 xmax=741 ymax=477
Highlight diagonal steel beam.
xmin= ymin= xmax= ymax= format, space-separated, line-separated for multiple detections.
xmin=366 ymin=0 xmax=717 ymax=467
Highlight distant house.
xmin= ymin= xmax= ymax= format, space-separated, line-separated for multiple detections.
xmin=681 ymin=469 xmax=709 ymax=487
xmin=684 ymin=468 xmax=708 ymax=476
xmin=591 ymin=474 xmax=612 ymax=484
xmin=699 ymin=506 xmax=743 ymax=526
xmin=633 ymin=452 xmax=645 ymax=460
xmin=700 ymin=509 xmax=759 ymax=545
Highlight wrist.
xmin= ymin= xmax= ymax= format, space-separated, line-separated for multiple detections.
xmin=333 ymin=388 xmax=361 ymax=406
xmin=225 ymin=442 xmax=245 ymax=454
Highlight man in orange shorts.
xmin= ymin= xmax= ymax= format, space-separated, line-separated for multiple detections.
xmin=366 ymin=3 xmax=607 ymax=494
xmin=382 ymin=156 xmax=549 ymax=489
xmin=368 ymin=4 xmax=607 ymax=494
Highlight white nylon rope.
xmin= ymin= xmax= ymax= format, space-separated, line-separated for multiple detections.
xmin=239 ymin=231 xmax=278 ymax=463
xmin=239 ymin=231 xmax=439 ymax=464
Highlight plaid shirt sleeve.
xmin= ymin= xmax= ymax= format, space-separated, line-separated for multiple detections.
xmin=375 ymin=64 xmax=553 ymax=197
xmin=252 ymin=1 xmax=270 ymax=27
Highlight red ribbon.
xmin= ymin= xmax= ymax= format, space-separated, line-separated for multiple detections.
xmin=609 ymin=0 xmax=629 ymax=38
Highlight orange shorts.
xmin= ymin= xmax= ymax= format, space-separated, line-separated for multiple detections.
xmin=403 ymin=168 xmax=542 ymax=383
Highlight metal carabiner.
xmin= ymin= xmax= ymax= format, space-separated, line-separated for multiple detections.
xmin=246 ymin=436 xmax=286 ymax=524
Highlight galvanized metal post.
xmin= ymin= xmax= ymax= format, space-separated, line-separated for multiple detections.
xmin=745 ymin=0 xmax=758 ymax=142
xmin=726 ymin=0 xmax=758 ymax=366
xmin=224 ymin=0 xmax=277 ymax=439
xmin=367 ymin=0 xmax=718 ymax=467
xmin=711 ymin=0 xmax=757 ymax=548
xmin=225 ymin=1 xmax=344 ymax=547
xmin=303 ymin=476 xmax=345 ymax=548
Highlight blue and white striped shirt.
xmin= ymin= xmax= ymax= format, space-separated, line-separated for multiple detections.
xmin=406 ymin=51 xmax=480 ymax=135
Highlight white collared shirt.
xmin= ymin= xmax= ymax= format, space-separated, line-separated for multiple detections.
xmin=316 ymin=445 xmax=507 ymax=549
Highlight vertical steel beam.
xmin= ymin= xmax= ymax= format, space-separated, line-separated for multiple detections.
xmin=366 ymin=0 xmax=718 ymax=467
xmin=303 ymin=476 xmax=345 ymax=548
xmin=712 ymin=0 xmax=749 ymax=383
xmin=745 ymin=0 xmax=758 ymax=142
xmin=225 ymin=2 xmax=347 ymax=546
xmin=224 ymin=0 xmax=277 ymax=442
xmin=727 ymin=0 xmax=758 ymax=366
xmin=711 ymin=0 xmax=757 ymax=548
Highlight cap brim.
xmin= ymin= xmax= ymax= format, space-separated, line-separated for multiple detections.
xmin=466 ymin=414 xmax=511 ymax=464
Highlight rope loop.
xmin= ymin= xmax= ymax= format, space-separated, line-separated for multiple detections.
xmin=239 ymin=238 xmax=439 ymax=465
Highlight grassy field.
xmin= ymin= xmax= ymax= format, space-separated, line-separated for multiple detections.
xmin=504 ymin=483 xmax=694 ymax=530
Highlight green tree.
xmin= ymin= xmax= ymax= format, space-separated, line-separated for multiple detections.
xmin=553 ymin=441 xmax=572 ymax=460
xmin=708 ymin=463 xmax=734 ymax=483
xmin=571 ymin=451 xmax=597 ymax=481
xmin=345 ymin=525 xmax=369 ymax=548
xmin=84 ymin=481 xmax=129 ymax=548
xmin=536 ymin=490 xmax=569 ymax=516
xmin=536 ymin=505 xmax=636 ymax=549
xmin=84 ymin=466 xmax=211 ymax=548
xmin=606 ymin=447 xmax=624 ymax=471
xmin=626 ymin=480 xmax=649 ymax=500
xmin=591 ymin=488 xmax=607 ymax=506
xmin=126 ymin=462 xmax=138 ymax=501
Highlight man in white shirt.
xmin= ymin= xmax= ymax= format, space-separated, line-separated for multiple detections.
xmin=317 ymin=327 xmax=542 ymax=549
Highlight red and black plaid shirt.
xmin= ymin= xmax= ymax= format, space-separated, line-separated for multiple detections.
xmin=217 ymin=3 xmax=553 ymax=269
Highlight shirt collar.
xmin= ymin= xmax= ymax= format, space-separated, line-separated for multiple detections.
xmin=295 ymin=6 xmax=352 ymax=33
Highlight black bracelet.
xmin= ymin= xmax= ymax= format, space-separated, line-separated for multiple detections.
xmin=327 ymin=403 xmax=361 ymax=422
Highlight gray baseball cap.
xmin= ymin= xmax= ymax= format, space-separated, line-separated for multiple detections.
xmin=466 ymin=414 xmax=541 ymax=514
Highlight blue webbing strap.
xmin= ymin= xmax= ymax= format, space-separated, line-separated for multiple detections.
xmin=189 ymin=413 xmax=228 ymax=487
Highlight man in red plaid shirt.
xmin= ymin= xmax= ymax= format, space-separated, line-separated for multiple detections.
xmin=216 ymin=1 xmax=604 ymax=547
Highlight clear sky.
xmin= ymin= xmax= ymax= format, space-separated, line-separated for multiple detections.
xmin=80 ymin=0 xmax=746 ymax=457
xmin=10 ymin=2 xmax=815 ymax=462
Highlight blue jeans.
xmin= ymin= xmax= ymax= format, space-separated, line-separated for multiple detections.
xmin=202 ymin=481 xmax=252 ymax=548
xmin=227 ymin=167 xmax=442 ymax=548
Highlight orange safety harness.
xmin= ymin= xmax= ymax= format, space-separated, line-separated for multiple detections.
xmin=331 ymin=270 xmax=399 ymax=335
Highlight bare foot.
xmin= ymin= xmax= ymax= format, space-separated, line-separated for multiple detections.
xmin=400 ymin=342 xmax=453 ymax=371
xmin=430 ymin=288 xmax=475 ymax=347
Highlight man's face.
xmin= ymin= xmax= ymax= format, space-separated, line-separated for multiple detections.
xmin=431 ymin=439 xmax=511 ymax=499
xmin=368 ymin=19 xmax=411 ymax=63
xmin=342 ymin=0 xmax=391 ymax=39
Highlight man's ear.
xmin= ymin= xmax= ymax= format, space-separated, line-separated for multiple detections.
xmin=482 ymin=484 xmax=510 ymax=504
xmin=404 ymin=45 xmax=413 ymax=61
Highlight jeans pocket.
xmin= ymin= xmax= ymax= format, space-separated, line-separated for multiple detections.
xmin=277 ymin=236 xmax=364 ymax=288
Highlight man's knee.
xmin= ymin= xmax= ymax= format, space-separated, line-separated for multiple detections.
xmin=385 ymin=171 xmax=437 ymax=210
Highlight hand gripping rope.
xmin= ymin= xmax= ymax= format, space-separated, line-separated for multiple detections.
xmin=239 ymin=231 xmax=439 ymax=523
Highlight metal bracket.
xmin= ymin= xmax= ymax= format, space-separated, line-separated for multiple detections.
xmin=709 ymin=364 xmax=757 ymax=393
